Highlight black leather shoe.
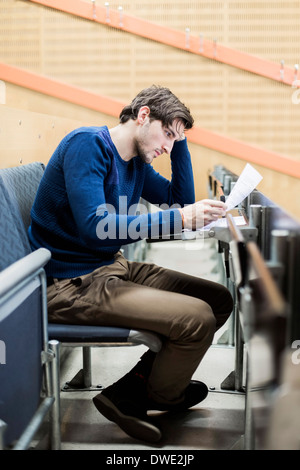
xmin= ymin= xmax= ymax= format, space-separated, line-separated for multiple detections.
xmin=93 ymin=376 xmax=162 ymax=443
xmin=147 ymin=380 xmax=208 ymax=412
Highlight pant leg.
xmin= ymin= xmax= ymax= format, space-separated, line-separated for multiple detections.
xmin=127 ymin=259 xmax=233 ymax=331
xmin=47 ymin=253 xmax=232 ymax=404
xmin=126 ymin=260 xmax=233 ymax=404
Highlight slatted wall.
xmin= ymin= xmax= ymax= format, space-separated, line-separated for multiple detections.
xmin=1 ymin=0 xmax=300 ymax=219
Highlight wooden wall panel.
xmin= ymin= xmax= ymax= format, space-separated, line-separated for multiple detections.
xmin=3 ymin=83 xmax=118 ymax=127
xmin=1 ymin=0 xmax=300 ymax=221
xmin=0 ymin=105 xmax=93 ymax=167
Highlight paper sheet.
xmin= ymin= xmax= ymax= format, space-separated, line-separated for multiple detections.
xmin=199 ymin=215 xmax=247 ymax=231
xmin=225 ymin=163 xmax=263 ymax=211
xmin=184 ymin=163 xmax=263 ymax=232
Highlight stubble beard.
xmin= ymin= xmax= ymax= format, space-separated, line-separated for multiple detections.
xmin=134 ymin=139 xmax=153 ymax=165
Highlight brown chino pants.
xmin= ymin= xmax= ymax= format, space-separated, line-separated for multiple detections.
xmin=47 ymin=252 xmax=233 ymax=405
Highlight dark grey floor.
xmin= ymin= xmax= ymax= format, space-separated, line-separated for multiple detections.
xmin=50 ymin=239 xmax=246 ymax=450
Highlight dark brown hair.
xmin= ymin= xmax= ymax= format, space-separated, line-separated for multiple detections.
xmin=119 ymin=85 xmax=194 ymax=130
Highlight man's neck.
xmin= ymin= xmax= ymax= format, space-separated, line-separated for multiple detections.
xmin=109 ymin=122 xmax=137 ymax=162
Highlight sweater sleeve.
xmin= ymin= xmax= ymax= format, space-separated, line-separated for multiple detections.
xmin=141 ymin=138 xmax=195 ymax=207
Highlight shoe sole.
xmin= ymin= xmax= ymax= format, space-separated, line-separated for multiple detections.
xmin=147 ymin=382 xmax=209 ymax=412
xmin=93 ymin=394 xmax=162 ymax=443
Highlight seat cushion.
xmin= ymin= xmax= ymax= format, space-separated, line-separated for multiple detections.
xmin=48 ymin=323 xmax=130 ymax=343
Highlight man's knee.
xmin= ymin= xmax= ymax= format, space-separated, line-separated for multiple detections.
xmin=183 ymin=302 xmax=216 ymax=341
xmin=201 ymin=307 xmax=217 ymax=336
xmin=217 ymin=284 xmax=234 ymax=316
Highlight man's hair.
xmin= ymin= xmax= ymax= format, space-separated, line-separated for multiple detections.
xmin=119 ymin=85 xmax=194 ymax=130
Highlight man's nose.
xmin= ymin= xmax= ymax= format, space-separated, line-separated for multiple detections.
xmin=163 ymin=142 xmax=173 ymax=155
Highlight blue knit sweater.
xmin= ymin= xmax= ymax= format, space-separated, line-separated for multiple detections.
xmin=28 ymin=126 xmax=195 ymax=278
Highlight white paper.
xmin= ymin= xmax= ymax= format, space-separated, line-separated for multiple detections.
xmin=225 ymin=163 xmax=263 ymax=211
xmin=183 ymin=163 xmax=263 ymax=233
xmin=200 ymin=215 xmax=247 ymax=231
xmin=211 ymin=215 xmax=246 ymax=228
xmin=183 ymin=215 xmax=247 ymax=232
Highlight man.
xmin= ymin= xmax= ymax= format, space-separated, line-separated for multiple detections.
xmin=29 ymin=85 xmax=233 ymax=443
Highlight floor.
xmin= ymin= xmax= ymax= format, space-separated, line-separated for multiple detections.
xmin=40 ymin=238 xmax=246 ymax=450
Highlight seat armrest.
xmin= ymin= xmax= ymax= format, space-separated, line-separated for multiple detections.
xmin=0 ymin=248 xmax=51 ymax=299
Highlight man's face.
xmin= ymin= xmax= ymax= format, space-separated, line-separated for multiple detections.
xmin=135 ymin=118 xmax=185 ymax=164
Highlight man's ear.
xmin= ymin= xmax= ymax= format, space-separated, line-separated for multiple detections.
xmin=137 ymin=106 xmax=150 ymax=124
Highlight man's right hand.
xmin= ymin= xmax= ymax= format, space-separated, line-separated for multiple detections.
xmin=179 ymin=199 xmax=227 ymax=230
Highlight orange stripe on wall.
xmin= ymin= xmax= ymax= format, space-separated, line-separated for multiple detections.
xmin=0 ymin=62 xmax=123 ymax=118
xmin=186 ymin=127 xmax=300 ymax=179
xmin=27 ymin=0 xmax=299 ymax=87
xmin=1 ymin=62 xmax=299 ymax=179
